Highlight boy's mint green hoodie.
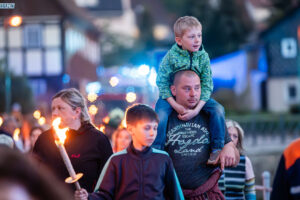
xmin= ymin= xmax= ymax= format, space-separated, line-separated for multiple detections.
xmin=156 ymin=43 xmax=213 ymax=102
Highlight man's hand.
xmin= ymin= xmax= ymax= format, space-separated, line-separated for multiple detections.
xmin=218 ymin=142 xmax=240 ymax=170
xmin=178 ymin=109 xmax=198 ymax=121
xmin=74 ymin=189 xmax=89 ymax=200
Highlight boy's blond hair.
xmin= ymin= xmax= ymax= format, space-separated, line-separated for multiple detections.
xmin=173 ymin=16 xmax=202 ymax=37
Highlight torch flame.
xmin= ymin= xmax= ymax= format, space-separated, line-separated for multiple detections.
xmin=0 ymin=116 xmax=3 ymax=127
xmin=13 ymin=128 xmax=20 ymax=141
xmin=52 ymin=117 xmax=68 ymax=144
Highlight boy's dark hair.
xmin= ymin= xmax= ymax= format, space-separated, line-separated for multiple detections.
xmin=125 ymin=104 xmax=159 ymax=126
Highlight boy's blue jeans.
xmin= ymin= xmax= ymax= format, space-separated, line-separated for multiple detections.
xmin=152 ymin=97 xmax=225 ymax=150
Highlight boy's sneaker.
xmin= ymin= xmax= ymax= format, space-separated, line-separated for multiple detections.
xmin=207 ymin=150 xmax=221 ymax=165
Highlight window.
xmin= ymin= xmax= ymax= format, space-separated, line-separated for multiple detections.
xmin=45 ymin=49 xmax=62 ymax=75
xmin=8 ymin=50 xmax=23 ymax=75
xmin=29 ymin=79 xmax=47 ymax=96
xmin=281 ymin=38 xmax=297 ymax=59
xmin=0 ymin=27 xmax=4 ymax=48
xmin=288 ymin=84 xmax=297 ymax=99
xmin=286 ymin=83 xmax=299 ymax=105
xmin=24 ymin=25 xmax=42 ymax=48
xmin=8 ymin=27 xmax=22 ymax=48
xmin=44 ymin=25 xmax=61 ymax=47
xmin=26 ymin=49 xmax=42 ymax=75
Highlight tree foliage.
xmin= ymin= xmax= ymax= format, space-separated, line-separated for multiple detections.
xmin=267 ymin=0 xmax=300 ymax=25
xmin=0 ymin=63 xmax=35 ymax=114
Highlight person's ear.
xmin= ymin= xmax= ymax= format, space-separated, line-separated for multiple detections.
xmin=74 ymin=107 xmax=81 ymax=119
xmin=175 ymin=37 xmax=182 ymax=46
xmin=171 ymin=85 xmax=176 ymax=96
xmin=126 ymin=125 xmax=134 ymax=136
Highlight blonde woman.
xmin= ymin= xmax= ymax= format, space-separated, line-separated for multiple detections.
xmin=33 ymin=88 xmax=113 ymax=192
xmin=218 ymin=119 xmax=256 ymax=200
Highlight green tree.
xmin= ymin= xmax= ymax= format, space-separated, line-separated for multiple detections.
xmin=267 ymin=0 xmax=300 ymax=25
xmin=0 ymin=62 xmax=35 ymax=114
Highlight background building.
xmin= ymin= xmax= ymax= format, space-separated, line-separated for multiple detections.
xmin=0 ymin=0 xmax=101 ymax=104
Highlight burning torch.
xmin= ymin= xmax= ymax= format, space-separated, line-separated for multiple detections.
xmin=52 ymin=117 xmax=83 ymax=190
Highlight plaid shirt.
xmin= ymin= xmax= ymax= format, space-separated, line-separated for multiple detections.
xmin=156 ymin=44 xmax=213 ymax=102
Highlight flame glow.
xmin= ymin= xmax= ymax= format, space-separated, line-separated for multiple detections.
xmin=38 ymin=117 xmax=46 ymax=125
xmin=102 ymin=116 xmax=110 ymax=124
xmin=109 ymin=76 xmax=119 ymax=87
xmin=126 ymin=92 xmax=137 ymax=103
xmin=9 ymin=15 xmax=22 ymax=27
xmin=88 ymin=105 xmax=98 ymax=115
xmin=99 ymin=124 xmax=105 ymax=133
xmin=87 ymin=93 xmax=98 ymax=102
xmin=13 ymin=128 xmax=20 ymax=141
xmin=0 ymin=116 xmax=3 ymax=127
xmin=121 ymin=119 xmax=127 ymax=128
xmin=52 ymin=118 xmax=68 ymax=144
xmin=33 ymin=110 xmax=41 ymax=119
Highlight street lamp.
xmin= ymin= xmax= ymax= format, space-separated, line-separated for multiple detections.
xmin=3 ymin=15 xmax=22 ymax=113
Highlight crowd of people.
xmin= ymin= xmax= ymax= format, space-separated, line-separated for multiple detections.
xmin=0 ymin=15 xmax=299 ymax=200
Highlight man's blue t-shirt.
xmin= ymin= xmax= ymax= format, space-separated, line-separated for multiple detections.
xmin=165 ymin=111 xmax=231 ymax=189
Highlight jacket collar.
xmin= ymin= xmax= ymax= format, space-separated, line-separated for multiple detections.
xmin=172 ymin=43 xmax=205 ymax=57
xmin=67 ymin=121 xmax=93 ymax=136
xmin=127 ymin=142 xmax=152 ymax=159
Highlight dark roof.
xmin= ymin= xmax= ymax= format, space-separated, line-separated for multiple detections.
xmin=260 ymin=6 xmax=300 ymax=39
xmin=131 ymin=0 xmax=175 ymax=25
xmin=84 ymin=0 xmax=123 ymax=17
xmin=0 ymin=0 xmax=100 ymax=35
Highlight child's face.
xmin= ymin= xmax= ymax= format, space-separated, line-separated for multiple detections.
xmin=116 ymin=130 xmax=131 ymax=152
xmin=176 ymin=26 xmax=202 ymax=52
xmin=228 ymin=127 xmax=239 ymax=147
xmin=128 ymin=120 xmax=158 ymax=150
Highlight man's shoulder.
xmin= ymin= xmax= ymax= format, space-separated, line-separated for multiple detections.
xmin=0 ymin=129 xmax=12 ymax=137
xmin=283 ymin=138 xmax=300 ymax=170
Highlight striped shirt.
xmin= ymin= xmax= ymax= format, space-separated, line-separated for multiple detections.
xmin=219 ymin=155 xmax=256 ymax=200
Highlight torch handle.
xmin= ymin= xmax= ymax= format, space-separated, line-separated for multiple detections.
xmin=74 ymin=181 xmax=81 ymax=190
xmin=58 ymin=144 xmax=81 ymax=189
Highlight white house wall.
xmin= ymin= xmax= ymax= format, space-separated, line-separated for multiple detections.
xmin=267 ymin=77 xmax=300 ymax=112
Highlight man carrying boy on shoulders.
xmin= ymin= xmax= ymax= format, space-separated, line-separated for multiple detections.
xmin=165 ymin=70 xmax=239 ymax=199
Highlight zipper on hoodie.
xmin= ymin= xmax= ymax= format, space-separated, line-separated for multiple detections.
xmin=189 ymin=51 xmax=193 ymax=69
xmin=139 ymin=159 xmax=143 ymax=199
xmin=141 ymin=159 xmax=144 ymax=198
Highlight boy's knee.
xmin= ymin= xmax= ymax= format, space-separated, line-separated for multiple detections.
xmin=207 ymin=103 xmax=224 ymax=117
xmin=215 ymin=104 xmax=225 ymax=116
xmin=157 ymin=111 xmax=169 ymax=123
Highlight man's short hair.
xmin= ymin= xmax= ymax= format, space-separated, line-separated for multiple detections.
xmin=1 ymin=116 xmax=18 ymax=134
xmin=172 ymin=70 xmax=199 ymax=85
xmin=174 ymin=16 xmax=202 ymax=37
xmin=0 ymin=135 xmax=14 ymax=149
xmin=125 ymin=104 xmax=159 ymax=126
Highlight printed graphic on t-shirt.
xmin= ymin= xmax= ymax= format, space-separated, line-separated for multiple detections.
xmin=165 ymin=111 xmax=214 ymax=189
xmin=166 ymin=122 xmax=210 ymax=157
